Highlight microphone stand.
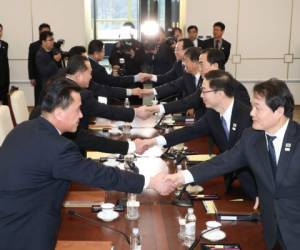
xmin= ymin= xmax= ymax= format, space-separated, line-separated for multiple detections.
xmin=67 ymin=210 xmax=130 ymax=244
xmin=188 ymin=226 xmax=222 ymax=250
xmin=172 ymin=184 xmax=193 ymax=207
xmin=154 ymin=114 xmax=166 ymax=130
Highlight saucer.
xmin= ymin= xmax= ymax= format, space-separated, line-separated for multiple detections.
xmin=104 ymin=160 xmax=119 ymax=167
xmin=97 ymin=211 xmax=119 ymax=222
xmin=202 ymin=229 xmax=226 ymax=242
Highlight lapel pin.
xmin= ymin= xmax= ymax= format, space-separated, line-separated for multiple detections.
xmin=232 ymin=123 xmax=237 ymax=131
xmin=285 ymin=147 xmax=290 ymax=152
xmin=285 ymin=143 xmax=291 ymax=152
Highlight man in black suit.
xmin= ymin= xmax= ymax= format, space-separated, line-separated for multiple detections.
xmin=203 ymin=22 xmax=231 ymax=69
xmin=0 ymin=79 xmax=174 ymax=250
xmin=137 ymin=38 xmax=194 ymax=87
xmin=166 ymin=79 xmax=297 ymax=250
xmin=144 ymin=48 xmax=250 ymax=120
xmin=0 ymin=23 xmax=10 ymax=105
xmin=136 ymin=70 xmax=257 ymax=199
xmin=35 ymin=31 xmax=61 ymax=104
xmin=28 ymin=23 xmax=51 ymax=105
xmin=142 ymin=47 xmax=206 ymax=115
xmin=187 ymin=25 xmax=205 ymax=49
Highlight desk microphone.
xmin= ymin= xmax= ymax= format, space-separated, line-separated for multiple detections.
xmin=172 ymin=184 xmax=193 ymax=207
xmin=67 ymin=210 xmax=130 ymax=244
xmin=188 ymin=226 xmax=222 ymax=250
xmin=154 ymin=114 xmax=166 ymax=129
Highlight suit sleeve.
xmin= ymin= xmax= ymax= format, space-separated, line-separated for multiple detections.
xmin=156 ymin=63 xmax=178 ymax=86
xmin=223 ymin=42 xmax=231 ymax=64
xmin=88 ymin=81 xmax=127 ymax=99
xmin=73 ymin=129 xmax=129 ymax=155
xmin=52 ymin=141 xmax=144 ymax=193
xmin=189 ymin=129 xmax=249 ymax=184
xmin=28 ymin=44 xmax=35 ymax=80
xmin=82 ymin=96 xmax=134 ymax=122
xmin=164 ymin=114 xmax=211 ymax=146
xmin=35 ymin=52 xmax=58 ymax=81
xmin=234 ymin=81 xmax=250 ymax=107
xmin=155 ymin=76 xmax=184 ymax=100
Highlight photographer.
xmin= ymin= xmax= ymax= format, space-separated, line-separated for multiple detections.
xmin=35 ymin=31 xmax=60 ymax=105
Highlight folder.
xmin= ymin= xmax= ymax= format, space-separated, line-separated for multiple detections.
xmin=187 ymin=154 xmax=215 ymax=162
xmin=55 ymin=240 xmax=111 ymax=250
xmin=63 ymin=190 xmax=105 ymax=207
xmin=86 ymin=151 xmax=112 ymax=160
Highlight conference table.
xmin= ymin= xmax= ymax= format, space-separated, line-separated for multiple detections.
xmin=57 ymin=116 xmax=268 ymax=250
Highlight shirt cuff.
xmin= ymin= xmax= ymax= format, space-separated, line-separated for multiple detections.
xmin=143 ymin=175 xmax=151 ymax=189
xmin=126 ymin=89 xmax=132 ymax=96
xmin=153 ymin=89 xmax=158 ymax=96
xmin=159 ymin=104 xmax=165 ymax=114
xmin=134 ymin=74 xmax=139 ymax=82
xmin=151 ymin=75 xmax=157 ymax=82
xmin=155 ymin=136 xmax=167 ymax=146
xmin=127 ymin=140 xmax=136 ymax=154
xmin=182 ymin=170 xmax=194 ymax=184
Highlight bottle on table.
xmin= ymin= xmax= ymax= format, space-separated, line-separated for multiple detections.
xmin=130 ymin=227 xmax=142 ymax=250
xmin=184 ymin=207 xmax=196 ymax=247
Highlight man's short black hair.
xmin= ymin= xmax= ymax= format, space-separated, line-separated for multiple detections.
xmin=0 ymin=24 xmax=3 ymax=29
xmin=41 ymin=78 xmax=81 ymax=113
xmin=123 ymin=21 xmax=135 ymax=29
xmin=253 ymin=78 xmax=294 ymax=118
xmin=66 ymin=55 xmax=89 ymax=75
xmin=187 ymin=25 xmax=198 ymax=33
xmin=68 ymin=46 xmax=87 ymax=59
xmin=184 ymin=47 xmax=202 ymax=62
xmin=39 ymin=31 xmax=53 ymax=42
xmin=201 ymin=48 xmax=225 ymax=69
xmin=178 ymin=38 xmax=194 ymax=50
xmin=204 ymin=70 xmax=235 ymax=97
xmin=172 ymin=27 xmax=182 ymax=34
xmin=88 ymin=39 xmax=104 ymax=54
xmin=38 ymin=23 xmax=50 ymax=31
xmin=213 ymin=22 xmax=225 ymax=31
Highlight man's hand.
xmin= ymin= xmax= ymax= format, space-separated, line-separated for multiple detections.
xmin=30 ymin=79 xmax=36 ymax=87
xmin=111 ymin=65 xmax=120 ymax=76
xmin=136 ymin=73 xmax=153 ymax=82
xmin=253 ymin=196 xmax=259 ymax=210
xmin=148 ymin=171 xmax=177 ymax=195
xmin=186 ymin=108 xmax=195 ymax=118
xmin=131 ymin=88 xmax=143 ymax=98
xmin=145 ymin=105 xmax=160 ymax=113
xmin=134 ymin=106 xmax=153 ymax=119
xmin=164 ymin=172 xmax=185 ymax=187
xmin=134 ymin=138 xmax=156 ymax=154
xmin=141 ymin=88 xmax=154 ymax=97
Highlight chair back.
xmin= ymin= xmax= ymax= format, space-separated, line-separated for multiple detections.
xmin=8 ymin=87 xmax=29 ymax=126
xmin=0 ymin=105 xmax=14 ymax=145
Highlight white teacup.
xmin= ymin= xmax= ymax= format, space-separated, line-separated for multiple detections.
xmin=101 ymin=203 xmax=115 ymax=217
xmin=206 ymin=220 xmax=221 ymax=231
xmin=105 ymin=159 xmax=118 ymax=167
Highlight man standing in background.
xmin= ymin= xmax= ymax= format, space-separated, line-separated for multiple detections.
xmin=28 ymin=23 xmax=51 ymax=106
xmin=0 ymin=23 xmax=10 ymax=105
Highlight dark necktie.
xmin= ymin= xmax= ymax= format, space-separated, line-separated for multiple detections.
xmin=215 ymin=40 xmax=220 ymax=49
xmin=221 ymin=116 xmax=229 ymax=140
xmin=266 ymin=135 xmax=277 ymax=177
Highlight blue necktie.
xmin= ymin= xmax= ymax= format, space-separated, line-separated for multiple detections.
xmin=221 ymin=116 xmax=229 ymax=140
xmin=266 ymin=135 xmax=277 ymax=177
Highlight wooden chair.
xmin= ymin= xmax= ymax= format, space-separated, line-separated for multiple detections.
xmin=0 ymin=105 xmax=14 ymax=145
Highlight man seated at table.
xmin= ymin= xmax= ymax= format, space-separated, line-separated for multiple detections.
xmin=0 ymin=79 xmax=174 ymax=250
xmin=135 ymin=70 xmax=257 ymax=199
xmin=165 ymin=79 xmax=297 ymax=250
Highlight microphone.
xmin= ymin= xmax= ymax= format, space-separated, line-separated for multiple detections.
xmin=154 ymin=114 xmax=166 ymax=129
xmin=215 ymin=211 xmax=260 ymax=222
xmin=172 ymin=184 xmax=193 ymax=207
xmin=158 ymin=93 xmax=181 ymax=103
xmin=67 ymin=209 xmax=130 ymax=244
xmin=188 ymin=226 xmax=222 ymax=250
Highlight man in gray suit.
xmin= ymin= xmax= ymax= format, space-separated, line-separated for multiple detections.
xmin=166 ymin=78 xmax=297 ymax=250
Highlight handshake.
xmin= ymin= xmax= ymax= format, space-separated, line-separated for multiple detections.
xmin=148 ymin=170 xmax=185 ymax=195
xmin=133 ymin=105 xmax=160 ymax=120
xmin=133 ymin=138 xmax=157 ymax=155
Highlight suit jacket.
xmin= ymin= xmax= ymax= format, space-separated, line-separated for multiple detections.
xmin=0 ymin=40 xmax=10 ymax=103
xmin=152 ymin=41 xmax=176 ymax=75
xmin=155 ymin=60 xmax=184 ymax=87
xmin=88 ymin=81 xmax=127 ymax=100
xmin=89 ymin=57 xmax=134 ymax=88
xmin=0 ymin=117 xmax=144 ymax=250
xmin=195 ymin=39 xmax=205 ymax=49
xmin=189 ymin=120 xmax=300 ymax=250
xmin=163 ymin=78 xmax=250 ymax=120
xmin=155 ymin=73 xmax=206 ymax=116
xmin=203 ymin=38 xmax=231 ymax=66
xmin=28 ymin=40 xmax=41 ymax=80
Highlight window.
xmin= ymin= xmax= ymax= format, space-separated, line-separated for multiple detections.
xmin=93 ymin=0 xmax=139 ymax=40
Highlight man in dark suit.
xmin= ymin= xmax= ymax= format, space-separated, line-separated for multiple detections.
xmin=35 ymin=31 xmax=61 ymax=104
xmin=28 ymin=23 xmax=51 ymax=105
xmin=137 ymin=38 xmax=194 ymax=87
xmin=0 ymin=79 xmax=174 ymax=250
xmin=136 ymin=70 xmax=257 ymax=198
xmin=167 ymin=79 xmax=297 ymax=250
xmin=0 ymin=23 xmax=10 ymax=105
xmin=144 ymin=48 xmax=250 ymax=120
xmin=187 ymin=25 xmax=205 ymax=49
xmin=203 ymin=22 xmax=231 ymax=69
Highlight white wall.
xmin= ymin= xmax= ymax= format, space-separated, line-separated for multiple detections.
xmin=180 ymin=0 xmax=300 ymax=102
xmin=0 ymin=0 xmax=92 ymax=106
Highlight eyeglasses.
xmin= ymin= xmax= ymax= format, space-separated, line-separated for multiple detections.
xmin=200 ymin=88 xmax=217 ymax=94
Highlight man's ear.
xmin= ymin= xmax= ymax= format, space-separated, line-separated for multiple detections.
xmin=274 ymin=106 xmax=284 ymax=117
xmin=53 ymin=107 xmax=65 ymax=121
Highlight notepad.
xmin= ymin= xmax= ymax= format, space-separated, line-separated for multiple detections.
xmin=173 ymin=126 xmax=184 ymax=130
xmin=187 ymin=154 xmax=215 ymax=162
xmin=86 ymin=151 xmax=112 ymax=160
xmin=63 ymin=190 xmax=105 ymax=207
xmin=55 ymin=241 xmax=112 ymax=250
xmin=201 ymin=243 xmax=241 ymax=250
